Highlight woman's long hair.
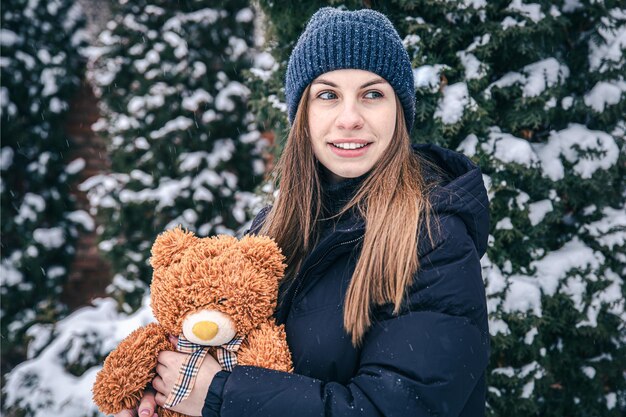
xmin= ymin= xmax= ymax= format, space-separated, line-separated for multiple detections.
xmin=260 ymin=84 xmax=433 ymax=346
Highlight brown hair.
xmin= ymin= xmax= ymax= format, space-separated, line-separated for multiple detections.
xmin=260 ymin=84 xmax=433 ymax=345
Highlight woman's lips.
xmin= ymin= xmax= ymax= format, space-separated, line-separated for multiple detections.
xmin=327 ymin=141 xmax=372 ymax=157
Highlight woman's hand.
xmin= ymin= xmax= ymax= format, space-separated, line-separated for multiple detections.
xmin=151 ymin=336 xmax=223 ymax=416
xmin=112 ymin=386 xmax=157 ymax=417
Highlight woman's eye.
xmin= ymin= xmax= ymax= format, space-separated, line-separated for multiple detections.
xmin=364 ymin=91 xmax=383 ymax=99
xmin=318 ymin=91 xmax=337 ymax=100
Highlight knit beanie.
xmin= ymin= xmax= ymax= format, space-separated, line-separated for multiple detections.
xmin=285 ymin=7 xmax=415 ymax=132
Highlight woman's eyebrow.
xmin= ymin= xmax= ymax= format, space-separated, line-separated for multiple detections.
xmin=359 ymin=78 xmax=386 ymax=88
xmin=311 ymin=78 xmax=387 ymax=88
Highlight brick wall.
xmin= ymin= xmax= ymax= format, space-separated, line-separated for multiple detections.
xmin=62 ymin=79 xmax=112 ymax=310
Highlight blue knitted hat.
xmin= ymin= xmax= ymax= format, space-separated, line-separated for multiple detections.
xmin=285 ymin=7 xmax=415 ymax=132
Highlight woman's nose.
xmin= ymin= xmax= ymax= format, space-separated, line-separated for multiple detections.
xmin=335 ymin=100 xmax=364 ymax=130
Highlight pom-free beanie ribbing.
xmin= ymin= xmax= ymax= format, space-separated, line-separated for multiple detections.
xmin=285 ymin=7 xmax=415 ymax=132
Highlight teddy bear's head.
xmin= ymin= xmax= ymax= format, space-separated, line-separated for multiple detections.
xmin=149 ymin=227 xmax=285 ymax=346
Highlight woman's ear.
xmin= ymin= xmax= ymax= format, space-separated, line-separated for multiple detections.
xmin=150 ymin=226 xmax=199 ymax=270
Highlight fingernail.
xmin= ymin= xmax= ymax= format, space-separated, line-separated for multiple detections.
xmin=140 ymin=409 xmax=151 ymax=416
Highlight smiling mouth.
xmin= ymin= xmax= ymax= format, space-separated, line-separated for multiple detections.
xmin=331 ymin=142 xmax=371 ymax=150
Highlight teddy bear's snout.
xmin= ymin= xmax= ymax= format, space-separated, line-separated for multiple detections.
xmin=182 ymin=310 xmax=237 ymax=346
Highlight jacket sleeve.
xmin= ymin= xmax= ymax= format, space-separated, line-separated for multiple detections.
xmin=203 ymin=214 xmax=490 ymax=417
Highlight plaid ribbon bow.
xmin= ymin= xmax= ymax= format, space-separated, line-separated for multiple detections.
xmin=163 ymin=334 xmax=245 ymax=409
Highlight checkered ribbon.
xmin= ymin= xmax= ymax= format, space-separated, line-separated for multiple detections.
xmin=214 ymin=334 xmax=244 ymax=371
xmin=163 ymin=334 xmax=244 ymax=409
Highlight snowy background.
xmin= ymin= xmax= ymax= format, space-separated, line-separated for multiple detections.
xmin=1 ymin=1 xmax=625 ymax=416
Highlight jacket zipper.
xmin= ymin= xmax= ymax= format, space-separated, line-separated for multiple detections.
xmin=290 ymin=234 xmax=365 ymax=307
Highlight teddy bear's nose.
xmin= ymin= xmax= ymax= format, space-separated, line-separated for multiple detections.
xmin=182 ymin=309 xmax=236 ymax=346
xmin=192 ymin=321 xmax=219 ymax=341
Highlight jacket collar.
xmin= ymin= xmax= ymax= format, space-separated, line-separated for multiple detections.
xmin=414 ymin=143 xmax=490 ymax=257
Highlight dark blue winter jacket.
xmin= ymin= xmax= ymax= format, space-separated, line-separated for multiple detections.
xmin=203 ymin=144 xmax=490 ymax=417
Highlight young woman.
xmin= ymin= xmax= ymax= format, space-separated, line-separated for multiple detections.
xmin=116 ymin=7 xmax=490 ymax=417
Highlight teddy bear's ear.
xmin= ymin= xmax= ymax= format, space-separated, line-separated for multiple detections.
xmin=237 ymin=235 xmax=286 ymax=280
xmin=150 ymin=226 xmax=199 ymax=270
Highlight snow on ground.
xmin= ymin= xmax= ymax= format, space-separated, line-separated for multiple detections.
xmin=4 ymin=296 xmax=155 ymax=417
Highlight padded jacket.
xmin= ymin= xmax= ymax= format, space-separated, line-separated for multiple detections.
xmin=203 ymin=143 xmax=490 ymax=417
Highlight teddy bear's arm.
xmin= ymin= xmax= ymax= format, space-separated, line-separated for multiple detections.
xmin=237 ymin=321 xmax=293 ymax=373
xmin=92 ymin=322 xmax=174 ymax=414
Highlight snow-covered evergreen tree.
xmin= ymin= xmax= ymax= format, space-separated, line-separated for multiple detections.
xmin=256 ymin=1 xmax=625 ymax=415
xmin=82 ymin=0 xmax=267 ymax=308
xmin=4 ymin=1 xmax=267 ymax=416
xmin=0 ymin=0 xmax=89 ymax=375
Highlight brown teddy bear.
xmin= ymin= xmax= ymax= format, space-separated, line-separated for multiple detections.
xmin=92 ymin=227 xmax=293 ymax=416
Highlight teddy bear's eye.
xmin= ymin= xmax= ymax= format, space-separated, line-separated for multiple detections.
xmin=217 ymin=298 xmax=228 ymax=305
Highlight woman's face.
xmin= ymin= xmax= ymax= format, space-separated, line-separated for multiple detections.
xmin=307 ymin=69 xmax=397 ymax=183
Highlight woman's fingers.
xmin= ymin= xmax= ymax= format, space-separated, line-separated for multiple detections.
xmin=152 ymin=375 xmax=167 ymax=395
xmin=155 ymin=391 xmax=167 ymax=407
xmin=137 ymin=387 xmax=157 ymax=417
xmin=155 ymin=363 xmax=167 ymax=379
xmin=155 ymin=355 xmax=179 ymax=387
xmin=157 ymin=350 xmax=177 ymax=368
